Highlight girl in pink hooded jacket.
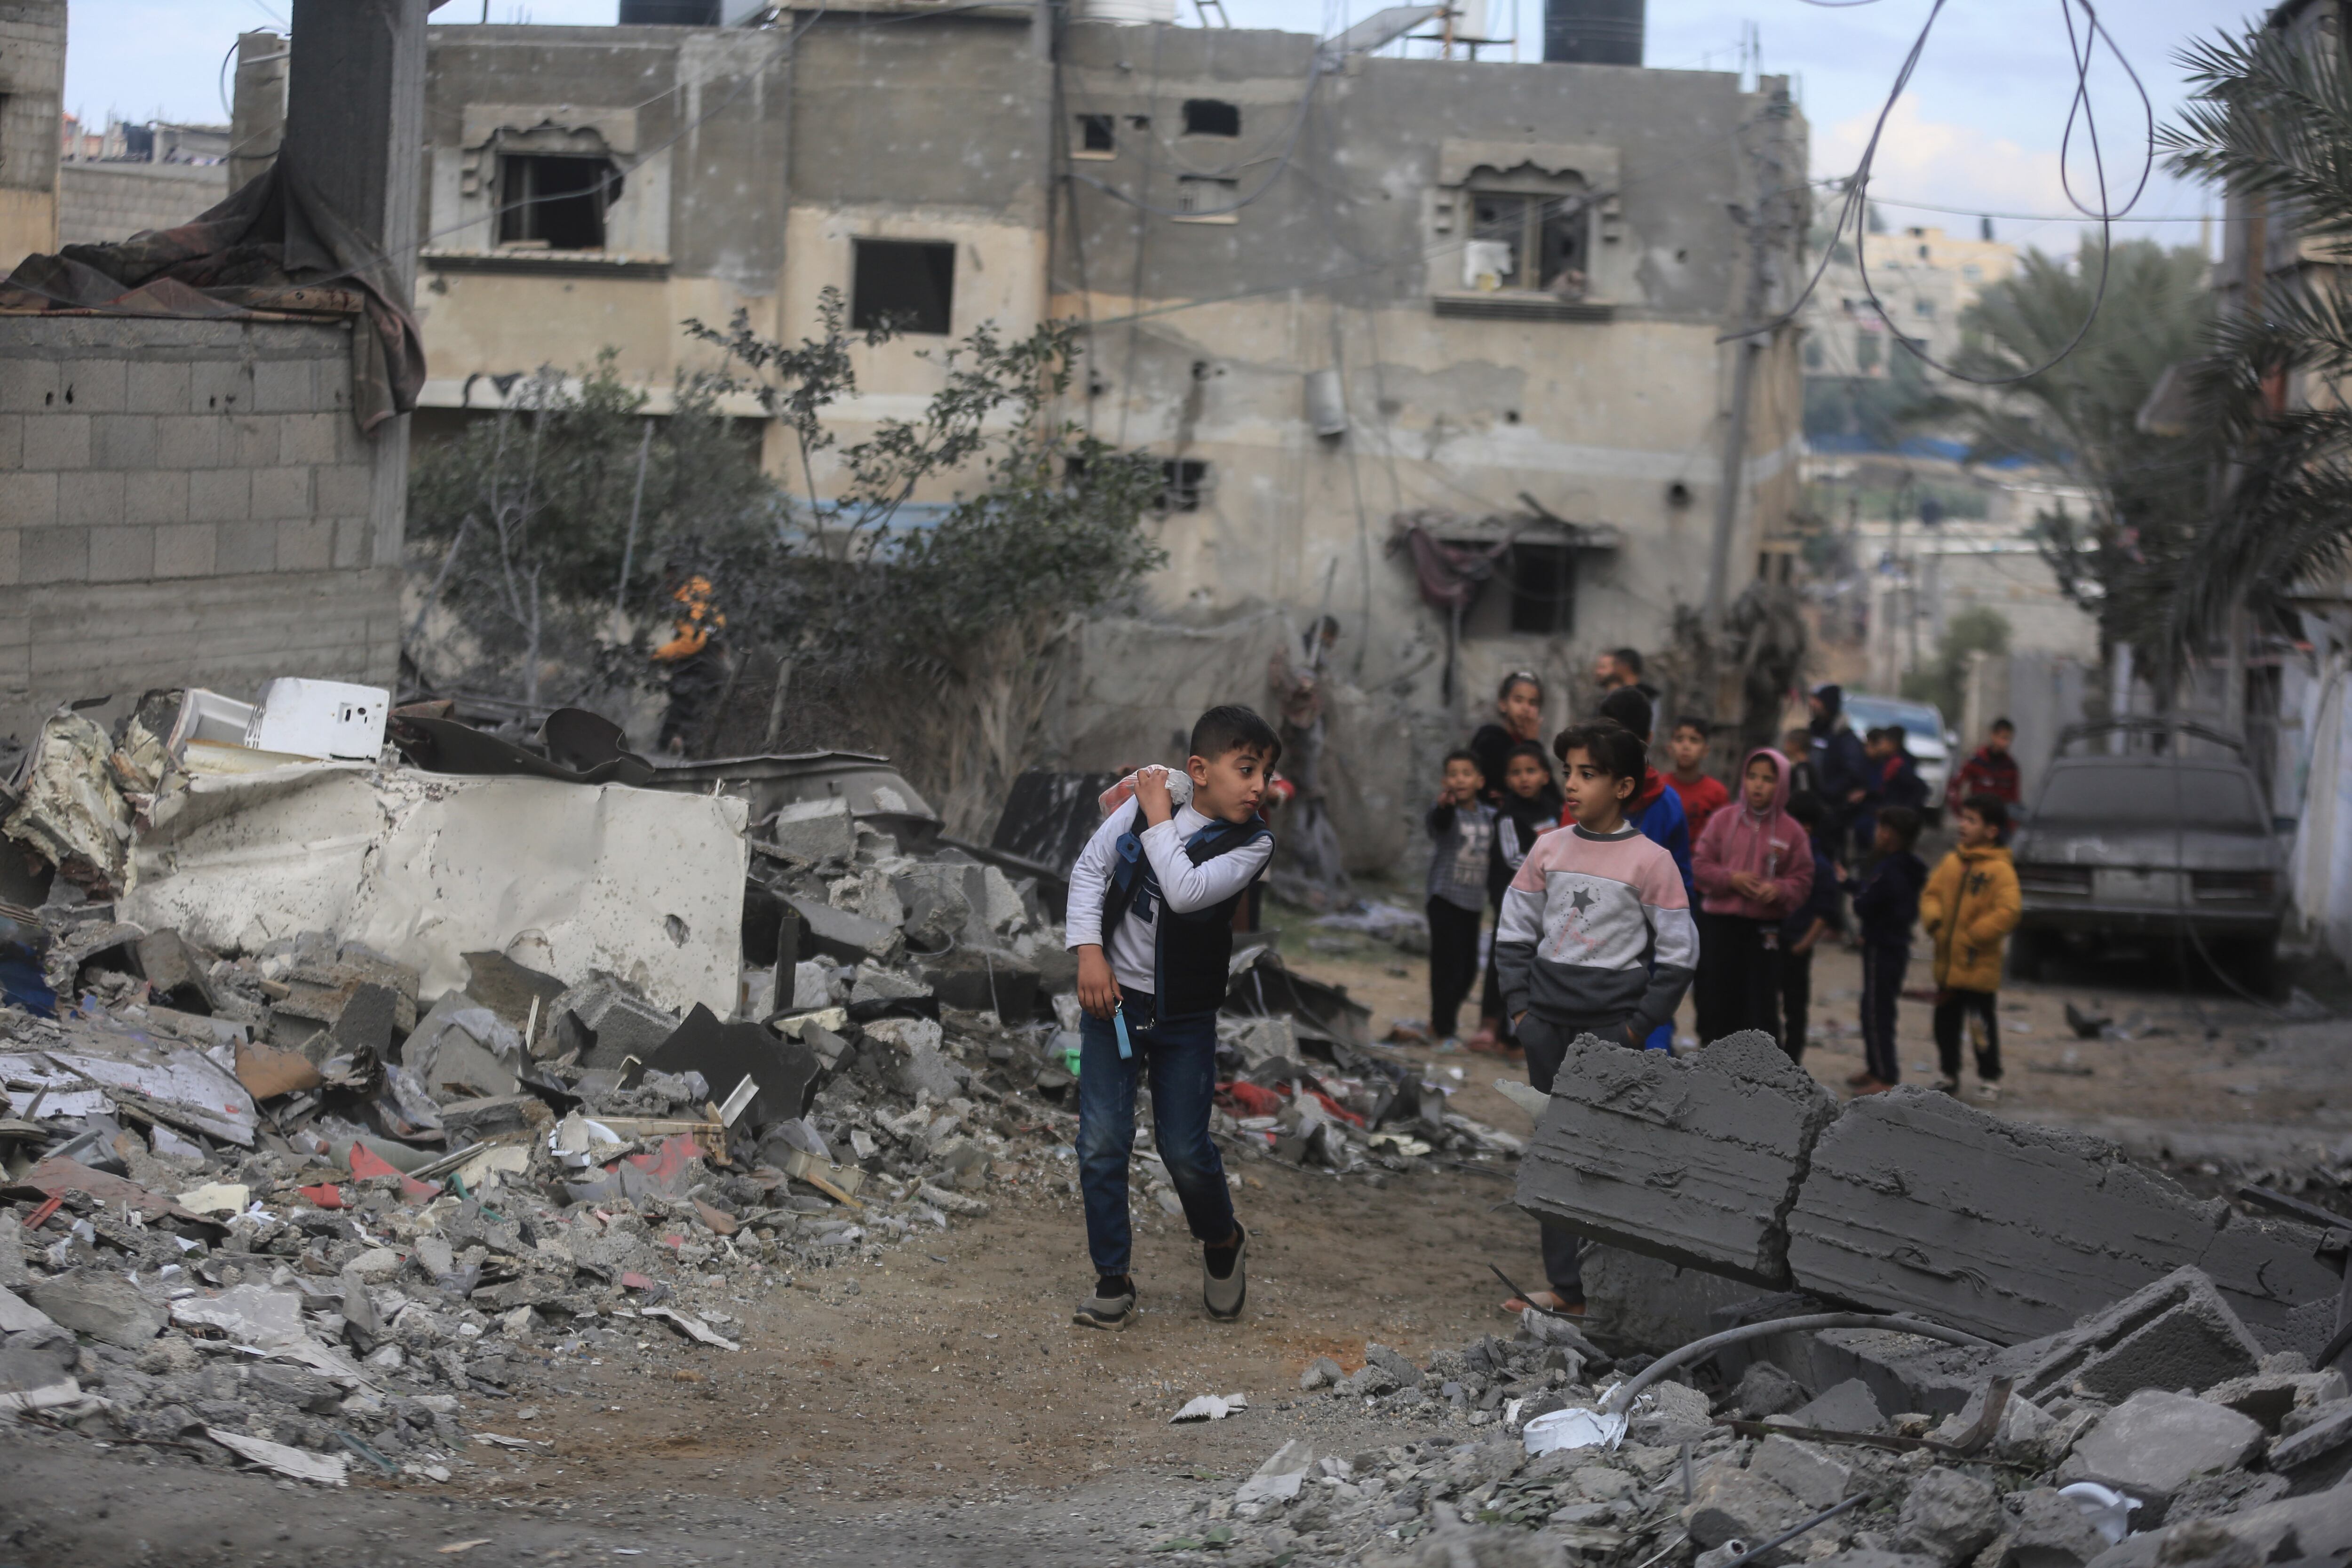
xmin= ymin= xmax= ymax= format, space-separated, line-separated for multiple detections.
xmin=1691 ymin=746 xmax=1814 ymax=1045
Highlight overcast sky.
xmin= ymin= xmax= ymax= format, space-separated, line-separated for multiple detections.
xmin=71 ymin=0 xmax=2237 ymax=257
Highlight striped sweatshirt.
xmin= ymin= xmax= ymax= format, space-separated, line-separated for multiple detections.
xmin=1494 ymin=820 xmax=1699 ymax=1039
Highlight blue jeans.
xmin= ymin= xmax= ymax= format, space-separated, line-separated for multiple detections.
xmin=1076 ymin=991 xmax=1236 ymax=1277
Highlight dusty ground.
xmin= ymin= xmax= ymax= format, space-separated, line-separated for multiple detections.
xmin=8 ymin=871 xmax=2352 ymax=1565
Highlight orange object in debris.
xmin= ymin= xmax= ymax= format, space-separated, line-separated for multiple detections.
xmin=299 ymin=1183 xmax=344 ymax=1209
xmin=652 ymin=575 xmax=726 ymax=662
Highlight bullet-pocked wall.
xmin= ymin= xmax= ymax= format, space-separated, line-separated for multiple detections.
xmin=408 ymin=12 xmax=1805 ymax=868
xmin=0 ymin=317 xmax=403 ymax=737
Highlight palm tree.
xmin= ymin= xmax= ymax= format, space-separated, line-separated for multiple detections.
xmin=2158 ymin=22 xmax=2352 ymax=646
xmin=1951 ymin=239 xmax=2215 ymax=655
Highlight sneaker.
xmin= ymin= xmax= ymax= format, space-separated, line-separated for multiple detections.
xmin=1844 ymin=1069 xmax=1877 ymax=1087
xmin=1203 ymin=1226 xmax=1247 ymax=1321
xmin=1931 ymin=1076 xmax=1961 ymax=1096
xmin=1975 ymin=1082 xmax=2003 ymax=1104
xmin=1073 ymin=1276 xmax=1136 ymax=1330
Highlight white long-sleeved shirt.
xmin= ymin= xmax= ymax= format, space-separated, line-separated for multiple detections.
xmin=1065 ymin=799 xmax=1273 ymax=995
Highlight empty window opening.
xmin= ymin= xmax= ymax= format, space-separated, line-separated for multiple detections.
xmin=1182 ymin=99 xmax=1240 ymax=136
xmin=1506 ymin=543 xmax=1576 ymax=636
xmin=1176 ymin=176 xmax=1239 ymax=222
xmin=851 ymin=239 xmax=956 ymax=334
xmin=1158 ymin=459 xmax=1208 ymax=512
xmin=1076 ymin=113 xmax=1115 ymax=156
xmin=498 ymin=155 xmax=617 ymax=250
xmin=1127 ymin=114 xmax=1152 ymax=129
xmin=1463 ymin=191 xmax=1588 ymax=297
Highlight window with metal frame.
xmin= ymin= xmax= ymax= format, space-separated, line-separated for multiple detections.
xmin=1464 ymin=190 xmax=1589 ymax=297
xmin=497 ymin=155 xmax=617 ymax=250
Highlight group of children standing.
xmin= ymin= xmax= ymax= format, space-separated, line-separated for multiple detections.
xmin=1423 ymin=672 xmax=2029 ymax=1106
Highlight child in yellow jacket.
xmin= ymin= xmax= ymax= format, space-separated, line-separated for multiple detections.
xmin=1920 ymin=793 xmax=2022 ymax=1101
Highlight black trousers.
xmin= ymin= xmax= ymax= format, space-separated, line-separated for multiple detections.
xmin=1776 ymin=948 xmax=1813 ymax=1063
xmin=1695 ymin=913 xmax=1780 ymax=1046
xmin=1860 ymin=944 xmax=1907 ymax=1084
xmin=1934 ymin=987 xmax=2002 ymax=1082
xmin=1426 ymin=897 xmax=1483 ymax=1038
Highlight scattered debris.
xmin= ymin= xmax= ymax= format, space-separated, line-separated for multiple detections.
xmin=1170 ymin=1392 xmax=1249 ymax=1423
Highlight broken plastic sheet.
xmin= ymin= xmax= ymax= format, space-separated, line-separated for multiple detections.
xmin=1522 ymin=1406 xmax=1626 ymax=1457
xmin=206 ymin=1426 xmax=350 ymax=1485
xmin=0 ymin=1027 xmax=258 ymax=1147
xmin=123 ymin=763 xmax=748 ymax=1016
xmin=1170 ymin=1393 xmax=1249 ymax=1423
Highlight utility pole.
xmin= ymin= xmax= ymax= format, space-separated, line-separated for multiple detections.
xmin=1703 ymin=105 xmax=1786 ymax=633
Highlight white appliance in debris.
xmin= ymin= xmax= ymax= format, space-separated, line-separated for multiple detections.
xmin=244 ymin=678 xmax=391 ymax=761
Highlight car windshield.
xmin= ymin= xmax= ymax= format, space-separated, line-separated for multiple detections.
xmin=2034 ymin=765 xmax=2268 ymax=832
xmin=1844 ymin=697 xmax=1945 ymax=748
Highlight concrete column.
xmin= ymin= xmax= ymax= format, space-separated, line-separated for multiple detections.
xmin=282 ymin=0 xmax=431 ymax=570
xmin=228 ymin=31 xmax=289 ymax=195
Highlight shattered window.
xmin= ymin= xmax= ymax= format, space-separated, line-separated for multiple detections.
xmin=851 ymin=239 xmax=956 ymax=334
xmin=1182 ymin=99 xmax=1240 ymax=136
xmin=1158 ymin=459 xmax=1208 ymax=513
xmin=1463 ymin=192 xmax=1587 ymax=296
xmin=497 ymin=155 xmax=617 ymax=250
xmin=1076 ymin=113 xmax=1115 ymax=155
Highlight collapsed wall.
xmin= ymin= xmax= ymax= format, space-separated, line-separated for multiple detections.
xmin=1521 ymin=1054 xmax=2337 ymax=1350
xmin=1514 ymin=1031 xmax=1838 ymax=1287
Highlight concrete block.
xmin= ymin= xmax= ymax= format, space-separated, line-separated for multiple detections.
xmin=57 ymin=470 xmax=126 ymax=528
xmin=1682 ymin=1465 xmax=1807 ymax=1553
xmin=123 ymin=469 xmax=189 ymax=525
xmin=154 ymin=414 xmax=222 ymax=469
xmin=1789 ymin=1377 xmax=1885 ymax=1433
xmin=215 ymin=519 xmax=277 ymax=575
xmin=20 ymin=526 xmax=88 ymax=584
xmin=26 ymin=1269 xmax=165 ymax=1348
xmin=2058 ymin=1390 xmax=2265 ymax=1507
xmin=1750 ymin=1433 xmax=1856 ymax=1508
xmin=1516 ymin=1030 xmax=1837 ymax=1287
xmin=1893 ymin=1467 xmax=2000 ymax=1565
xmin=1787 ymin=1089 xmax=2239 ymax=1344
xmin=1806 ymin=1328 xmax=1992 ymax=1420
xmin=252 ymin=357 xmax=314 ymax=412
xmin=23 ymin=413 xmax=90 ymax=470
xmin=2202 ymin=1368 xmax=2348 ymax=1432
xmin=786 ymin=893 xmax=900 ymax=963
xmin=276 ymin=518 xmax=334 ymax=573
xmin=88 ymin=526 xmax=156 ymax=583
xmin=1993 ymin=1267 xmax=2266 ymax=1405
xmin=1583 ymin=1243 xmax=1765 ymax=1354
xmin=279 ymin=411 xmax=341 ymax=464
xmin=225 ymin=414 xmax=281 ymax=469
xmin=0 ymin=531 xmax=20 ymax=587
xmin=0 ymin=471 xmax=56 ymax=527
xmin=2193 ymin=1210 xmax=2342 ymax=1354
xmin=90 ymin=413 xmax=157 ymax=469
xmin=62 ymin=359 xmax=127 ymax=413
xmin=189 ymin=357 xmax=248 ymax=413
xmin=249 ymin=465 xmax=312 ymax=520
xmin=188 ymin=468 xmax=252 ymax=523
xmin=2004 ymin=1488 xmax=2115 ymax=1568
xmin=333 ymin=514 xmax=371 ymax=568
xmin=315 ymin=461 xmax=373 ymax=517
xmin=0 ymin=414 xmax=20 ymax=468
xmin=0 ymin=356 xmax=59 ymax=413
xmin=153 ymin=522 xmax=217 ymax=578
xmin=126 ymin=359 xmax=192 ymax=414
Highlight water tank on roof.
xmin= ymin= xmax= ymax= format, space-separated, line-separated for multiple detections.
xmin=1544 ymin=0 xmax=1642 ymax=64
xmin=620 ymin=0 xmax=722 ymax=22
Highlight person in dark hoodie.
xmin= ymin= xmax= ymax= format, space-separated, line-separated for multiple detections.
xmin=1470 ymin=671 xmax=1547 ymax=808
xmin=1565 ymin=690 xmax=1691 ymax=1050
xmin=1471 ymin=741 xmax=1565 ymax=1053
xmin=1776 ymin=793 xmax=1844 ymax=1064
xmin=1691 ymin=746 xmax=1814 ymax=1044
xmin=1808 ymin=684 xmax=1873 ymax=864
xmin=1848 ymin=804 xmax=1928 ymax=1093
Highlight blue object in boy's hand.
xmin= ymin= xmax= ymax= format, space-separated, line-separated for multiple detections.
xmin=1113 ymin=1002 xmax=1134 ymax=1060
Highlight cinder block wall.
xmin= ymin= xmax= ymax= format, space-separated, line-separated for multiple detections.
xmin=0 ymin=315 xmax=401 ymax=738
xmin=56 ymin=162 xmax=233 ymax=248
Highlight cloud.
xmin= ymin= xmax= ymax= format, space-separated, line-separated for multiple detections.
xmin=1814 ymin=91 xmax=2088 ymax=226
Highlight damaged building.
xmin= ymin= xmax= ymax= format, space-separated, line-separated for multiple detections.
xmin=397 ymin=1 xmax=1806 ymax=866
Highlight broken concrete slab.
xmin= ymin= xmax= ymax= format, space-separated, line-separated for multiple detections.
xmin=1516 ymin=1030 xmax=1837 ymax=1287
xmin=1893 ymin=1467 xmax=2000 ymax=1565
xmin=135 ymin=928 xmax=218 ymax=1014
xmin=1994 ymin=1267 xmax=2268 ymax=1405
xmin=784 ymin=893 xmax=899 ymax=965
xmin=126 ymin=764 xmax=747 ymax=1015
xmin=759 ymin=796 xmax=857 ymax=865
xmin=436 ymin=1093 xmax=553 ymax=1140
xmin=1682 ymin=1464 xmax=1808 ymax=1553
xmin=5 ymin=1019 xmax=258 ymax=1146
xmin=557 ymin=977 xmax=679 ymax=1070
xmin=459 ymin=950 xmax=568 ymax=1035
xmin=2263 ymin=1399 xmax=2352 ymax=1480
xmin=2083 ymin=1481 xmax=2352 ymax=1567
xmin=1788 ymin=1377 xmax=1886 ymax=1433
xmin=0 ymin=1287 xmax=57 ymax=1335
xmin=2058 ymin=1390 xmax=2265 ymax=1510
xmin=27 ymin=1270 xmax=165 ymax=1349
xmin=1785 ymin=1089 xmax=2334 ymax=1345
xmin=169 ymin=1283 xmax=305 ymax=1346
xmin=1750 ymin=1433 xmax=1857 ymax=1508
xmin=632 ymin=1004 xmax=819 ymax=1129
xmin=2004 ymin=1488 xmax=2115 ymax=1568
xmin=402 ymin=997 xmax=521 ymax=1102
xmin=2201 ymin=1366 xmax=2349 ymax=1432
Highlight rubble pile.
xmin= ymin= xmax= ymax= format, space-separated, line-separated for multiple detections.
xmin=0 ymin=693 xmax=1490 ymax=1488
xmin=1191 ymin=1263 xmax=2352 ymax=1568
